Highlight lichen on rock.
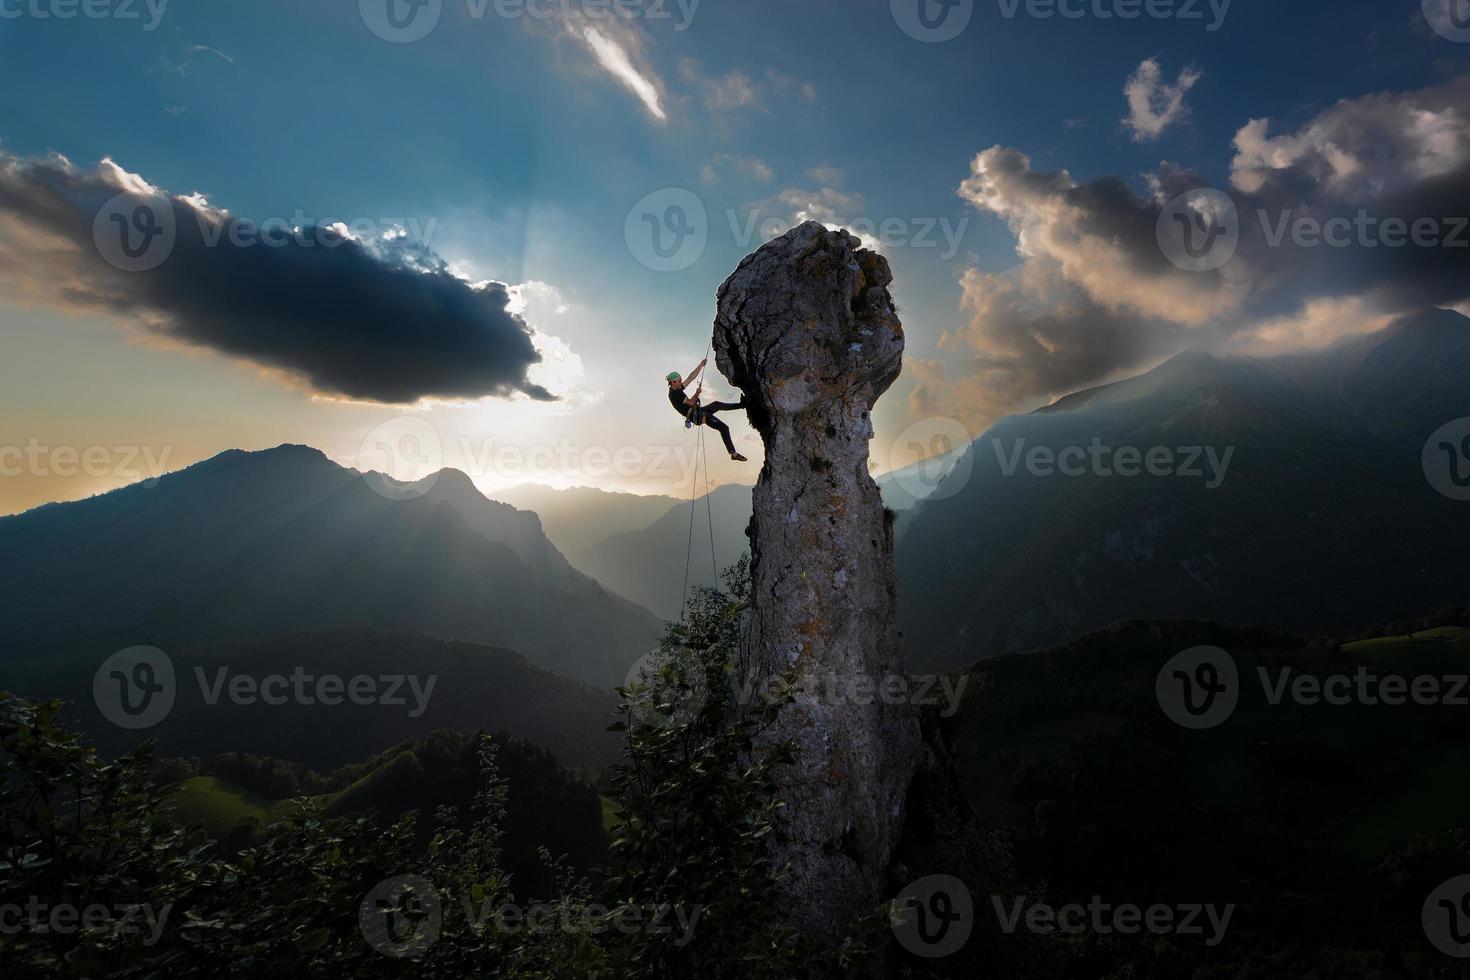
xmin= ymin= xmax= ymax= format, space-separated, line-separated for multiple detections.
xmin=712 ymin=221 xmax=923 ymax=935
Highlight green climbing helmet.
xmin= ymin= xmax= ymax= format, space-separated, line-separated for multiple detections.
xmin=666 ymin=371 xmax=682 ymax=382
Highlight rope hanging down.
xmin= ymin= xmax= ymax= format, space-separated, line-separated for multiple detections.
xmin=679 ymin=339 xmax=721 ymax=621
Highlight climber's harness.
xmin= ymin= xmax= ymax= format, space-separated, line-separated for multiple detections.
xmin=684 ymin=384 xmax=703 ymax=428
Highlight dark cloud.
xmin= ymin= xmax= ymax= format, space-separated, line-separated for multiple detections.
xmin=0 ymin=153 xmax=553 ymax=404
xmin=937 ymin=75 xmax=1470 ymax=427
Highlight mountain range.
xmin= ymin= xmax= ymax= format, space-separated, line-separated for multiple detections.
xmin=542 ymin=453 xmax=965 ymax=620
xmin=897 ymin=307 xmax=1470 ymax=669
xmin=0 ymin=445 xmax=662 ymax=687
xmin=68 ymin=627 xmax=621 ymax=771
xmin=489 ymin=483 xmax=680 ymax=556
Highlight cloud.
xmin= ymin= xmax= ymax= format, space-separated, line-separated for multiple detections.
xmin=807 ymin=164 xmax=843 ymax=185
xmin=934 ymin=75 xmax=1470 ymax=429
xmin=750 ymin=179 xmax=879 ymax=250
xmin=1224 ymin=295 xmax=1394 ymax=356
xmin=0 ymin=152 xmax=556 ymax=405
xmin=957 ymin=147 xmax=1247 ymax=326
xmin=680 ymin=60 xmax=759 ymax=112
xmin=574 ymin=24 xmax=667 ymax=121
xmin=700 ymin=154 xmax=773 ymax=184
xmin=1123 ymin=58 xmax=1201 ymax=142
xmin=908 ymin=262 xmax=1185 ymax=431
xmin=1229 ymin=82 xmax=1469 ymax=196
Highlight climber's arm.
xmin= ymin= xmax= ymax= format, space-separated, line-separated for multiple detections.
xmin=684 ymin=359 xmax=707 ymax=389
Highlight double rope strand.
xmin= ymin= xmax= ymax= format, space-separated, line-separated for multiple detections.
xmin=679 ymin=339 xmax=720 ymax=621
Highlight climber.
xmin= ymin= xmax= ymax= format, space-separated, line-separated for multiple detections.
xmin=668 ymin=359 xmax=749 ymax=462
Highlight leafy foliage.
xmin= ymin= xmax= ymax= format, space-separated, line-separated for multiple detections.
xmin=0 ymin=559 xmax=868 ymax=978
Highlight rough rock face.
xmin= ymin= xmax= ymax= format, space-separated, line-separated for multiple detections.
xmin=712 ymin=221 xmax=923 ymax=934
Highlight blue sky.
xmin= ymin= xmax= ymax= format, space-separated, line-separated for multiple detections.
xmin=1 ymin=0 xmax=1467 ymax=510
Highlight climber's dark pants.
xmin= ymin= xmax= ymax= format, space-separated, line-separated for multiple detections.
xmin=693 ymin=402 xmax=740 ymax=455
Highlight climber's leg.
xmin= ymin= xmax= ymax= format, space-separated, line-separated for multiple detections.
xmin=701 ymin=413 xmax=739 ymax=456
xmin=702 ymin=400 xmax=745 ymax=412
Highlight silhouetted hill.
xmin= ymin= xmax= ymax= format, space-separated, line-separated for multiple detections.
xmin=57 ymin=627 xmax=621 ymax=771
xmin=573 ymin=483 xmax=754 ymax=619
xmin=489 ymin=483 xmax=680 ymax=556
xmin=0 ymin=445 xmax=662 ymax=686
xmin=509 ymin=461 xmax=952 ymax=614
xmin=898 ymin=310 xmax=1470 ymax=669
xmin=175 ymin=729 xmax=608 ymax=894
xmin=938 ymin=611 xmax=1470 ymax=976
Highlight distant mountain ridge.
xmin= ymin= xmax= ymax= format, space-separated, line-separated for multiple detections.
xmin=573 ymin=482 xmax=754 ymax=620
xmin=59 ymin=627 xmax=622 ymax=771
xmin=555 ymin=452 xmax=963 ymax=619
xmin=489 ymin=484 xmax=680 ymax=556
xmin=897 ymin=308 xmax=1470 ymax=669
xmin=0 ymin=445 xmax=662 ymax=686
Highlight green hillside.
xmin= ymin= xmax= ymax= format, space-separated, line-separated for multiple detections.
xmin=163 ymin=730 xmax=608 ymax=895
xmin=943 ymin=612 xmax=1470 ymax=975
xmin=164 ymin=776 xmax=311 ymax=837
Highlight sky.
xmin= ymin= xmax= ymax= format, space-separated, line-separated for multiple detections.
xmin=1 ymin=0 xmax=1468 ymax=513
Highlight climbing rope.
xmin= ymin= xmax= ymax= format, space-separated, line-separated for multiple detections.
xmin=679 ymin=424 xmax=700 ymax=621
xmin=702 ymin=423 xmax=718 ymax=584
xmin=678 ymin=339 xmax=720 ymax=621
